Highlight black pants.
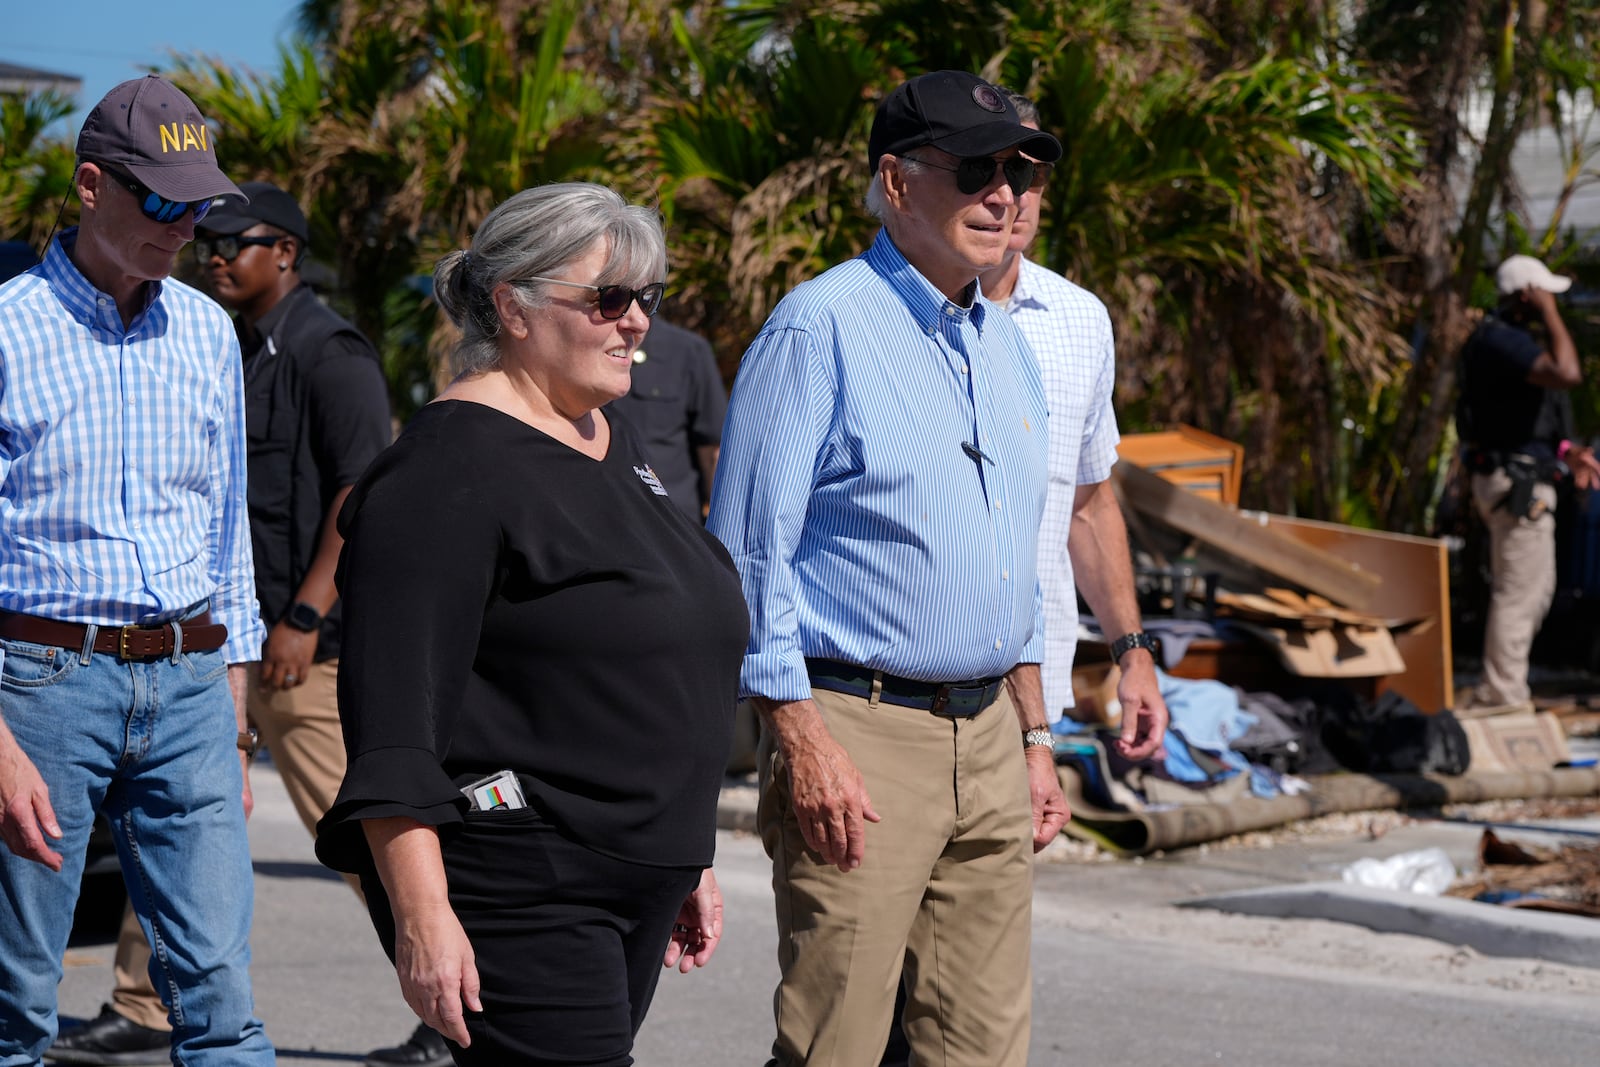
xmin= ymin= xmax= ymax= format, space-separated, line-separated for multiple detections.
xmin=363 ymin=809 xmax=701 ymax=1066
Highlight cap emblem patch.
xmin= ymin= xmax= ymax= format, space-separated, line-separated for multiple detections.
xmin=972 ymin=84 xmax=1006 ymax=113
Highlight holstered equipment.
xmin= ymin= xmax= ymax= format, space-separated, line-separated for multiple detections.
xmin=1465 ymin=448 xmax=1565 ymax=521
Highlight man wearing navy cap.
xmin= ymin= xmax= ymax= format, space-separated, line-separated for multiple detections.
xmin=0 ymin=75 xmax=273 ymax=1064
xmin=49 ymin=181 xmax=407 ymax=1064
xmin=709 ymin=71 xmax=1137 ymax=1066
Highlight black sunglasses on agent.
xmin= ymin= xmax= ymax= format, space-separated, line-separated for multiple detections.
xmin=97 ymin=164 xmax=214 ymax=225
xmin=911 ymin=154 xmax=1036 ymax=197
xmin=526 ymin=276 xmax=665 ymax=320
xmin=192 ymin=235 xmax=279 ymax=264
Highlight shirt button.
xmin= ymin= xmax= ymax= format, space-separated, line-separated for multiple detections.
xmin=994 ymin=638 xmax=1003 ymax=650
xmin=960 ymin=365 xmax=969 ymax=375
xmin=995 ymin=500 xmax=1004 ymax=511
xmin=1002 ymin=570 xmax=1009 ymax=580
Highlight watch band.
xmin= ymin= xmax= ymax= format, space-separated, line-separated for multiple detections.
xmin=237 ymin=728 xmax=260 ymax=760
xmin=1109 ymin=630 xmax=1158 ymax=662
xmin=284 ymin=600 xmax=323 ymax=633
xmin=1022 ymin=727 xmax=1055 ymax=749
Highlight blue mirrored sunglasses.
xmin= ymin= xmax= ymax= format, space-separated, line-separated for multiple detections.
xmin=100 ymin=165 xmax=214 ymax=225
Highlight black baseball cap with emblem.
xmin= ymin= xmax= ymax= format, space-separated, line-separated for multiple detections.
xmin=199 ymin=181 xmax=310 ymax=245
xmin=868 ymin=70 xmax=1062 ymax=174
xmin=75 ymin=75 xmax=244 ymax=204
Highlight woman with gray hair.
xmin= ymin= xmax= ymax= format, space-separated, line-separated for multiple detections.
xmin=316 ymin=182 xmax=748 ymax=1065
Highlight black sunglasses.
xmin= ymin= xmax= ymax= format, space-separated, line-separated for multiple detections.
xmin=193 ymin=235 xmax=279 ymax=264
xmin=98 ymin=165 xmax=214 ymax=225
xmin=526 ymin=276 xmax=665 ymax=320
xmin=1027 ymin=161 xmax=1054 ymax=191
xmin=912 ymin=154 xmax=1036 ymax=197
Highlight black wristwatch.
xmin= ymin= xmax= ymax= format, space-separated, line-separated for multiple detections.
xmin=1109 ymin=631 xmax=1159 ymax=663
xmin=284 ymin=601 xmax=323 ymax=633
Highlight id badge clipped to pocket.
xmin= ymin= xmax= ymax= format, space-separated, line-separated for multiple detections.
xmin=461 ymin=769 xmax=528 ymax=812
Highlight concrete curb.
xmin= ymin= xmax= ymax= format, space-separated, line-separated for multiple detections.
xmin=1179 ymin=881 xmax=1600 ymax=969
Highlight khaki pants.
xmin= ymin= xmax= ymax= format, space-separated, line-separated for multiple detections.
xmin=111 ymin=659 xmax=356 ymax=1030
xmin=1471 ymin=469 xmax=1558 ymax=707
xmin=759 ymin=685 xmax=1034 ymax=1067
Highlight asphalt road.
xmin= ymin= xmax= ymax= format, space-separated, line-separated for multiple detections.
xmin=55 ymin=764 xmax=1600 ymax=1065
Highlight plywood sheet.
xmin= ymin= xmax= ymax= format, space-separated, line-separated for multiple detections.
xmin=1113 ymin=461 xmax=1382 ymax=611
xmin=1260 ymin=514 xmax=1452 ymax=713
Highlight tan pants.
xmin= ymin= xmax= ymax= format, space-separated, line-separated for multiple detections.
xmin=1471 ymin=469 xmax=1558 ymax=707
xmin=759 ymin=685 xmax=1034 ymax=1067
xmin=111 ymin=659 xmax=356 ymax=1030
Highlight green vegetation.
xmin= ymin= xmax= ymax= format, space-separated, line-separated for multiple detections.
xmin=3 ymin=0 xmax=1597 ymax=532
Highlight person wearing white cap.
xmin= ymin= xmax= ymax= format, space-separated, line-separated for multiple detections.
xmin=1457 ymin=254 xmax=1600 ymax=711
xmin=0 ymin=75 xmax=272 ymax=1063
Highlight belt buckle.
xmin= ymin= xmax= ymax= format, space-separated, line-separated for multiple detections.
xmin=118 ymin=625 xmax=160 ymax=661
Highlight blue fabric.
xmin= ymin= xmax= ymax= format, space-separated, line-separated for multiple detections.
xmin=708 ymin=230 xmax=1050 ymax=701
xmin=1157 ymin=671 xmax=1288 ymax=797
xmin=0 ymin=229 xmax=263 ymax=663
xmin=0 ymin=633 xmax=271 ymax=1064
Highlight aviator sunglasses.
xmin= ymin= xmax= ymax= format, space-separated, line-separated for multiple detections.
xmin=526 ymin=277 xmax=666 ymax=320
xmin=193 ymin=235 xmax=280 ymax=264
xmin=912 ymin=154 xmax=1037 ymax=197
xmin=99 ymin=165 xmax=214 ymax=224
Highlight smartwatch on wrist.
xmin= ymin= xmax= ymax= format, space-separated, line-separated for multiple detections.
xmin=1109 ymin=631 xmax=1158 ymax=663
xmin=284 ymin=601 xmax=323 ymax=633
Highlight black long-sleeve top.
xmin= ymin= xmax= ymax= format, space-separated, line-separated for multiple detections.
xmin=315 ymin=400 xmax=749 ymax=872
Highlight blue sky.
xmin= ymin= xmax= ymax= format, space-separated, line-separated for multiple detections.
xmin=4 ymin=0 xmax=304 ymax=131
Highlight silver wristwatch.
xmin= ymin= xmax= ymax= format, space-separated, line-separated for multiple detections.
xmin=1023 ymin=727 xmax=1054 ymax=749
xmin=1109 ymin=630 xmax=1158 ymax=662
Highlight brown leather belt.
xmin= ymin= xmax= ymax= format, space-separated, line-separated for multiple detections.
xmin=0 ymin=610 xmax=228 ymax=661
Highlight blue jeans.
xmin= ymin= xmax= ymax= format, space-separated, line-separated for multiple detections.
xmin=0 ymin=635 xmax=272 ymax=1065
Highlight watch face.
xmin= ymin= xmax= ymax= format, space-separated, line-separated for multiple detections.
xmin=287 ymin=603 xmax=321 ymax=631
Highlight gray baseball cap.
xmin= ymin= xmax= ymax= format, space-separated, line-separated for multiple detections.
xmin=76 ymin=75 xmax=245 ymax=204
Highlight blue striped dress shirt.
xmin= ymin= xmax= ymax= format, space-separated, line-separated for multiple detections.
xmin=0 ymin=229 xmax=264 ymax=664
xmin=707 ymin=230 xmax=1049 ymax=704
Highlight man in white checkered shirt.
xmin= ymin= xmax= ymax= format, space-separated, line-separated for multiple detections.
xmin=980 ymin=92 xmax=1169 ymax=742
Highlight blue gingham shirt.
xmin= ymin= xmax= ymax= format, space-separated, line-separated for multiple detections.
xmin=708 ymin=230 xmax=1049 ymax=703
xmin=1005 ymin=258 xmax=1121 ymax=721
xmin=0 ymin=229 xmax=263 ymax=664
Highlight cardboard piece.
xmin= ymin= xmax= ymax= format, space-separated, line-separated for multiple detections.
xmin=1234 ymin=621 xmax=1407 ymax=678
xmin=1068 ymin=663 xmax=1122 ymax=726
xmin=1259 ymin=514 xmax=1453 ymax=714
xmin=1463 ymin=712 xmax=1572 ymax=773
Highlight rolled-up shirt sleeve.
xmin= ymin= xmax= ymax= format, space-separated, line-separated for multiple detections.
xmin=706 ymin=325 xmax=837 ymax=703
xmin=314 ymin=435 xmax=499 ymax=874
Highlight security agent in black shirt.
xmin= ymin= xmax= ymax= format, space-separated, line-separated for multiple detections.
xmin=605 ymin=316 xmax=727 ymax=520
xmin=1456 ymin=255 xmax=1600 ymax=712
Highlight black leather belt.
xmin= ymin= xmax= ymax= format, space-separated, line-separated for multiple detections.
xmin=805 ymin=658 xmax=1005 ymax=719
